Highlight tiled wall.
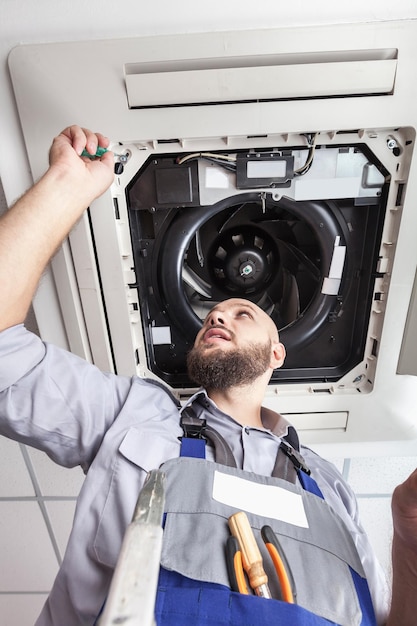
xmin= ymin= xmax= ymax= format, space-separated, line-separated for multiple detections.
xmin=0 ymin=440 xmax=82 ymax=625
xmin=326 ymin=454 xmax=417 ymax=583
xmin=346 ymin=456 xmax=417 ymax=579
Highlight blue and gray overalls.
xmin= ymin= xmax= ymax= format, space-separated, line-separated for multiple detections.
xmin=154 ymin=408 xmax=377 ymax=626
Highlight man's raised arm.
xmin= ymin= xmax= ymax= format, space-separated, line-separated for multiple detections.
xmin=0 ymin=125 xmax=114 ymax=332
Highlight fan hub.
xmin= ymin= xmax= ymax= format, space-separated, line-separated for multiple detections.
xmin=240 ymin=261 xmax=255 ymax=277
xmin=225 ymin=249 xmax=267 ymax=289
xmin=210 ymin=226 xmax=276 ymax=294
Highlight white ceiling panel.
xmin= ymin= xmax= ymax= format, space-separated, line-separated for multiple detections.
xmin=0 ymin=440 xmax=34 ymax=497
xmin=27 ymin=448 xmax=85 ymax=497
xmin=44 ymin=501 xmax=77 ymax=559
xmin=0 ymin=502 xmax=58 ymax=591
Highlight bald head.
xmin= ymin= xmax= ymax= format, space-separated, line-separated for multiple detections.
xmin=191 ymin=298 xmax=286 ymax=377
xmin=206 ymin=298 xmax=280 ymax=342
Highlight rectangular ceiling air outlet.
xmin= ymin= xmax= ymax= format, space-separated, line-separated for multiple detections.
xmin=125 ymin=48 xmax=397 ymax=108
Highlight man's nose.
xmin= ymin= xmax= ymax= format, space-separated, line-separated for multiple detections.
xmin=209 ymin=310 xmax=225 ymax=326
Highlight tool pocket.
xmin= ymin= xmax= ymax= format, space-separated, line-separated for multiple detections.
xmin=156 ymin=569 xmax=350 ymax=626
xmin=160 ymin=457 xmax=370 ymax=626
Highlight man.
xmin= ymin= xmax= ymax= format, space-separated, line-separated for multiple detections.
xmin=0 ymin=126 xmax=416 ymax=625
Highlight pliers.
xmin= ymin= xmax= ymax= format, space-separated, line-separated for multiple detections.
xmin=226 ymin=511 xmax=296 ymax=603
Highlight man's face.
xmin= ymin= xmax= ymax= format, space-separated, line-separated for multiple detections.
xmin=186 ymin=298 xmax=285 ymax=390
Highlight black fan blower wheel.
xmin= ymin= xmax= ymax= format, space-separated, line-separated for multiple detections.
xmin=209 ymin=224 xmax=278 ymax=295
xmin=158 ymin=192 xmax=346 ymax=352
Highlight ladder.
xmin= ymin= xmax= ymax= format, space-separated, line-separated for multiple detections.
xmin=98 ymin=469 xmax=166 ymax=626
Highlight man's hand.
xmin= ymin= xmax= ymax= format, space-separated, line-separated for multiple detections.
xmin=387 ymin=468 xmax=417 ymax=625
xmin=48 ymin=125 xmax=115 ymax=204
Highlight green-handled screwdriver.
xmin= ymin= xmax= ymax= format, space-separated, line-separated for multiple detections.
xmin=81 ymin=147 xmax=127 ymax=159
xmin=81 ymin=147 xmax=108 ymax=158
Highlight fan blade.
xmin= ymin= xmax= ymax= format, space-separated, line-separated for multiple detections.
xmin=182 ymin=266 xmax=212 ymax=299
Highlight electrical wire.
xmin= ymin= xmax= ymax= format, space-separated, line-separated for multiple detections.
xmin=294 ymin=133 xmax=319 ymax=176
xmin=177 ymin=136 xmax=319 ymax=177
xmin=176 ymin=152 xmax=237 ymax=172
xmin=177 ymin=152 xmax=236 ymax=164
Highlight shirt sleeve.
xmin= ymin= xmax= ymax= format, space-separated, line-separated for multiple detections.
xmin=0 ymin=324 xmax=133 ymax=471
xmin=302 ymin=446 xmax=391 ymax=626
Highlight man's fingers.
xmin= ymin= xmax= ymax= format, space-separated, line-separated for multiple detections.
xmin=60 ymin=126 xmax=110 ymax=157
xmin=81 ymin=130 xmax=110 ymax=158
xmin=99 ymin=150 xmax=114 ymax=167
xmin=94 ymin=132 xmax=110 ymax=151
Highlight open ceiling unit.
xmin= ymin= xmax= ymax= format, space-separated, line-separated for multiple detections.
xmin=121 ymin=131 xmax=400 ymax=391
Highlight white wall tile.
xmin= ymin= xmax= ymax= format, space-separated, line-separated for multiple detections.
xmin=0 ymin=440 xmax=34 ymax=497
xmin=45 ymin=500 xmax=77 ymax=559
xmin=0 ymin=594 xmax=48 ymax=626
xmin=0 ymin=502 xmax=58 ymax=591
xmin=27 ymin=447 xmax=85 ymax=496
xmin=357 ymin=496 xmax=393 ymax=581
xmin=348 ymin=456 xmax=417 ymax=494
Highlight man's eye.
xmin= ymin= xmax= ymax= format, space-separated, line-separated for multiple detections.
xmin=237 ymin=310 xmax=252 ymax=318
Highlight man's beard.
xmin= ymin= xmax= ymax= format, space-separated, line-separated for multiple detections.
xmin=186 ymin=340 xmax=272 ymax=390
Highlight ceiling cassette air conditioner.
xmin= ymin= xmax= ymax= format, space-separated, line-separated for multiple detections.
xmin=111 ymin=130 xmax=408 ymax=394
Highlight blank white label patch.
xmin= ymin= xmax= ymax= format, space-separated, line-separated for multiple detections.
xmin=212 ymin=470 xmax=309 ymax=528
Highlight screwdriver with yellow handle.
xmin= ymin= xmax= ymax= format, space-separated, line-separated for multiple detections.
xmin=228 ymin=511 xmax=272 ymax=599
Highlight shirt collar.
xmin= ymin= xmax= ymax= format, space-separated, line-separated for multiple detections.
xmin=182 ymin=388 xmax=290 ymax=439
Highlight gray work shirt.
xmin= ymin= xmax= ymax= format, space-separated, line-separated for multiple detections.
xmin=0 ymin=325 xmax=389 ymax=625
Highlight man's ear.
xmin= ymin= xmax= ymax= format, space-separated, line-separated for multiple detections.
xmin=270 ymin=341 xmax=286 ymax=369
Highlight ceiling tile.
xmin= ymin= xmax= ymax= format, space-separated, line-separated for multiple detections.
xmin=348 ymin=456 xmax=417 ymax=494
xmin=0 ymin=439 xmax=34 ymax=497
xmin=357 ymin=496 xmax=393 ymax=580
xmin=27 ymin=447 xmax=85 ymax=496
xmin=44 ymin=500 xmax=77 ymax=559
xmin=0 ymin=594 xmax=48 ymax=626
xmin=0 ymin=501 xmax=58 ymax=591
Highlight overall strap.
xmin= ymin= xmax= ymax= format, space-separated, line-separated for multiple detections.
xmin=179 ymin=406 xmax=315 ymax=488
xmin=274 ymin=426 xmax=312 ymax=485
xmin=180 ymin=408 xmax=237 ymax=467
xmin=281 ymin=426 xmax=324 ymax=498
